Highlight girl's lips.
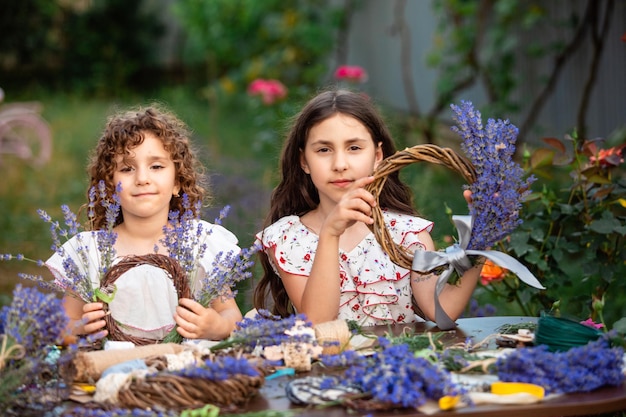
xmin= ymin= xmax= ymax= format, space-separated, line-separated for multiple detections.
xmin=331 ymin=179 xmax=353 ymax=187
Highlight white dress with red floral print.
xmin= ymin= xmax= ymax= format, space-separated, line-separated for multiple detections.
xmin=257 ymin=210 xmax=434 ymax=326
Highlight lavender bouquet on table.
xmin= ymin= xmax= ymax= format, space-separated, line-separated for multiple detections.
xmin=0 ymin=285 xmax=73 ymax=412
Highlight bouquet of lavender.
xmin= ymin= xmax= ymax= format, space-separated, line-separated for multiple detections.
xmin=160 ymin=196 xmax=259 ymax=343
xmin=450 ymin=101 xmax=536 ymax=250
xmin=160 ymin=196 xmax=260 ymax=308
xmin=0 ymin=285 xmax=73 ymax=412
xmin=1 ymin=180 xmax=120 ymax=303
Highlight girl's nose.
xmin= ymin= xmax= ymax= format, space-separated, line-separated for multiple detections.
xmin=333 ymin=152 xmax=348 ymax=172
xmin=135 ymin=167 xmax=150 ymax=184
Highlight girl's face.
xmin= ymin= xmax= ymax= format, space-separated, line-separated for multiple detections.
xmin=300 ymin=113 xmax=382 ymax=207
xmin=113 ymin=131 xmax=180 ymax=225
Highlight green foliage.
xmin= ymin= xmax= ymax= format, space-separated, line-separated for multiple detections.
xmin=0 ymin=0 xmax=165 ymax=94
xmin=427 ymin=0 xmax=579 ymax=119
xmin=0 ymin=0 xmax=62 ymax=72
xmin=483 ymin=132 xmax=626 ymax=326
xmin=172 ymin=0 xmax=344 ymax=92
xmin=60 ymin=0 xmax=165 ymax=94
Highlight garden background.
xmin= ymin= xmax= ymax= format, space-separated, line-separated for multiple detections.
xmin=0 ymin=0 xmax=624 ymax=326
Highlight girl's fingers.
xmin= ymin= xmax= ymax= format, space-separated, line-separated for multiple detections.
xmin=178 ymin=297 xmax=203 ymax=314
xmin=352 ymin=175 xmax=375 ymax=188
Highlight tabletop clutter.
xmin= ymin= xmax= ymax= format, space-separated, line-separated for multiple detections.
xmin=56 ymin=310 xmax=625 ymax=415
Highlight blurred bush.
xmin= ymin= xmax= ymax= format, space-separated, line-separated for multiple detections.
xmin=0 ymin=0 xmax=164 ymax=94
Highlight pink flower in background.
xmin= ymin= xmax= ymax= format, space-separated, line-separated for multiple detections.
xmin=580 ymin=318 xmax=604 ymax=329
xmin=334 ymin=65 xmax=368 ymax=83
xmin=247 ymin=79 xmax=287 ymax=105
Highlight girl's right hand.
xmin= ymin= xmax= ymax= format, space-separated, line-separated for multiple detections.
xmin=81 ymin=302 xmax=108 ymax=336
xmin=322 ymin=176 xmax=377 ymax=237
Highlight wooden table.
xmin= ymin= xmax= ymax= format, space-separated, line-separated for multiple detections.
xmin=245 ymin=316 xmax=626 ymax=417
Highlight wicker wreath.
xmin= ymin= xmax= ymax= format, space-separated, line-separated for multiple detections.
xmin=101 ymin=253 xmax=190 ymax=346
xmin=116 ymin=354 xmax=268 ymax=410
xmin=365 ymin=144 xmax=477 ymax=271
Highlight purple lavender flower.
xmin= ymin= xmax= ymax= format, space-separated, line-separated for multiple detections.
xmin=195 ymin=242 xmax=261 ymax=307
xmin=320 ymin=337 xmax=460 ymax=408
xmin=3 ymin=181 xmax=121 ymax=302
xmin=0 ymin=284 xmax=68 ymax=358
xmin=210 ymin=309 xmax=315 ymax=352
xmin=451 ymin=101 xmax=536 ymax=250
xmin=160 ymin=196 xmax=259 ymax=308
xmin=161 ymin=194 xmax=207 ymax=277
xmin=168 ymin=355 xmax=260 ymax=380
xmin=496 ymin=334 xmax=624 ymax=394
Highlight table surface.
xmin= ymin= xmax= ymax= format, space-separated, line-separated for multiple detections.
xmin=245 ymin=316 xmax=626 ymax=417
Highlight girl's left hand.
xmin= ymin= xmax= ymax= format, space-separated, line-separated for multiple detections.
xmin=174 ymin=298 xmax=224 ymax=340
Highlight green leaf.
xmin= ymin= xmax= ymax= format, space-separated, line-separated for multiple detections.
xmin=612 ymin=317 xmax=626 ymax=334
xmin=529 ymin=148 xmax=555 ymax=170
xmin=589 ymin=216 xmax=621 ymax=234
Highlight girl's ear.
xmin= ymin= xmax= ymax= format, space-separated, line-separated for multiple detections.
xmin=300 ymin=149 xmax=311 ymax=174
xmin=173 ymin=182 xmax=181 ymax=197
xmin=373 ymin=142 xmax=384 ymax=170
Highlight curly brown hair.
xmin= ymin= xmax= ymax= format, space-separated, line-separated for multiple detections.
xmin=84 ymin=104 xmax=208 ymax=230
xmin=253 ymin=89 xmax=417 ymax=317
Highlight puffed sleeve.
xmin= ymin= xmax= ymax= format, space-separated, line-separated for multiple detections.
xmin=255 ymin=216 xmax=314 ymax=277
xmin=383 ymin=210 xmax=434 ymax=252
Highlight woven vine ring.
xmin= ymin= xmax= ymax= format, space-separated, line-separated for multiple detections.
xmin=101 ymin=253 xmax=190 ymax=346
xmin=364 ymin=144 xmax=476 ymax=270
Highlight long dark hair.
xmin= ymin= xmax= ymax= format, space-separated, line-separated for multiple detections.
xmin=254 ymin=89 xmax=417 ymax=316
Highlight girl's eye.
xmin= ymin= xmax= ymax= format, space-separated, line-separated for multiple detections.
xmin=349 ymin=145 xmax=362 ymax=151
xmin=151 ymin=164 xmax=164 ymax=170
xmin=119 ymin=166 xmax=133 ymax=172
xmin=316 ymin=147 xmax=330 ymax=153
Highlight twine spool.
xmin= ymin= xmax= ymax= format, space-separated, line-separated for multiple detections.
xmin=534 ymin=315 xmax=602 ymax=352
xmin=365 ymin=144 xmax=476 ymax=270
xmin=314 ymin=320 xmax=352 ymax=355
xmin=101 ymin=254 xmax=190 ymax=346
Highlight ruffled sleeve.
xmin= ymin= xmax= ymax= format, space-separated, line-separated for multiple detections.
xmin=256 ymin=216 xmax=315 ymax=277
xmin=383 ymin=210 xmax=433 ymax=251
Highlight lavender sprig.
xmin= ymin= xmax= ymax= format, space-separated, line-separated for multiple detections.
xmin=2 ymin=181 xmax=120 ymax=302
xmin=195 ymin=242 xmax=261 ymax=307
xmin=161 ymin=194 xmax=207 ymax=278
xmin=209 ymin=309 xmax=314 ymax=352
xmin=451 ymin=101 xmax=536 ymax=250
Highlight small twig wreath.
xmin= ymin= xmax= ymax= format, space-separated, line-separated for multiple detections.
xmin=365 ymin=144 xmax=477 ymax=271
xmin=117 ymin=353 xmax=268 ymax=410
xmin=101 ymin=254 xmax=190 ymax=346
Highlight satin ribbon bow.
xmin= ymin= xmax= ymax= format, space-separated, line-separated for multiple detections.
xmin=412 ymin=215 xmax=545 ymax=330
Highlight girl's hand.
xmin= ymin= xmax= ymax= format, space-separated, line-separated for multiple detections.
xmin=322 ymin=176 xmax=377 ymax=237
xmin=174 ymin=298 xmax=228 ymax=340
xmin=81 ymin=302 xmax=108 ymax=336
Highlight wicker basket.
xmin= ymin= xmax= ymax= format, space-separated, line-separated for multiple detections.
xmin=365 ymin=144 xmax=476 ymax=270
xmin=101 ymin=254 xmax=190 ymax=346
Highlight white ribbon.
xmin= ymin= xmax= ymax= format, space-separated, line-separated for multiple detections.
xmin=412 ymin=215 xmax=544 ymax=330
